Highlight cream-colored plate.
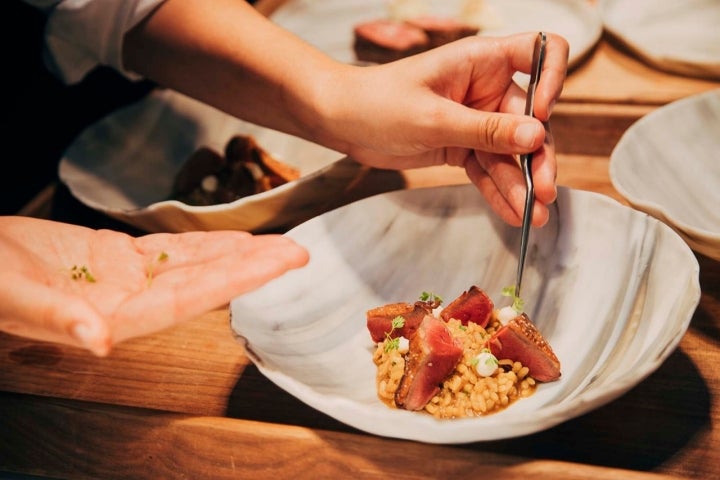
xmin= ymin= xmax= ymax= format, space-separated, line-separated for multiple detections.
xmin=271 ymin=0 xmax=602 ymax=70
xmin=230 ymin=184 xmax=700 ymax=443
xmin=58 ymin=88 xmax=355 ymax=233
xmin=599 ymin=0 xmax=720 ymax=80
xmin=610 ymin=89 xmax=720 ymax=260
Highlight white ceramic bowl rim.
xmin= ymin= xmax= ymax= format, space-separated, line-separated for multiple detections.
xmin=231 ymin=184 xmax=701 ymax=443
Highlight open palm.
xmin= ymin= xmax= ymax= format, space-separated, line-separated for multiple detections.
xmin=0 ymin=216 xmax=308 ymax=355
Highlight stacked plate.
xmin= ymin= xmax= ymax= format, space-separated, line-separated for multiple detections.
xmin=610 ymin=89 xmax=720 ymax=261
xmin=599 ymin=0 xmax=720 ymax=80
xmin=59 ymin=89 xmax=355 ymax=233
xmin=270 ymin=0 xmax=603 ymax=70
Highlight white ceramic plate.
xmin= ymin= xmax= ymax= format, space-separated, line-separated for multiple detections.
xmin=599 ymin=0 xmax=720 ymax=80
xmin=230 ymin=184 xmax=700 ymax=443
xmin=58 ymin=88 xmax=354 ymax=233
xmin=610 ymin=89 xmax=720 ymax=261
xmin=271 ymin=0 xmax=602 ymax=70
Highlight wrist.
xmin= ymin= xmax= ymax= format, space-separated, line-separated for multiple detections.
xmin=285 ymin=60 xmax=359 ymax=155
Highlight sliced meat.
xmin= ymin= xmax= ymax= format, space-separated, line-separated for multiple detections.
xmin=366 ymin=301 xmax=434 ymax=343
xmin=395 ymin=315 xmax=463 ymax=411
xmin=353 ymin=19 xmax=430 ymax=64
xmin=404 ymin=15 xmax=480 ymax=48
xmin=440 ymin=285 xmax=494 ymax=327
xmin=485 ymin=313 xmax=561 ymax=382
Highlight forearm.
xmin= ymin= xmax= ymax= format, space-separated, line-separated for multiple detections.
xmin=123 ymin=0 xmax=346 ymax=148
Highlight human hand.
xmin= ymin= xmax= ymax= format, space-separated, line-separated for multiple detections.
xmin=316 ymin=32 xmax=569 ymax=227
xmin=0 ymin=216 xmax=308 ymax=356
xmin=122 ymin=3 xmax=564 ymax=226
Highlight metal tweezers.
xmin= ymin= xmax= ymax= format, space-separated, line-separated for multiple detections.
xmin=515 ymin=31 xmax=547 ymax=299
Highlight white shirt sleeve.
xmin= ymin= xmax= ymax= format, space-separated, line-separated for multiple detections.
xmin=23 ymin=0 xmax=167 ymax=84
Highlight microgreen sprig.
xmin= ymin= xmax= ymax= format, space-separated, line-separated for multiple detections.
xmin=501 ymin=285 xmax=525 ymax=313
xmin=146 ymin=251 xmax=169 ymax=287
xmin=419 ymin=291 xmax=443 ymax=304
xmin=70 ymin=265 xmax=96 ymax=283
xmin=384 ymin=315 xmax=406 ymax=352
xmin=419 ymin=291 xmax=443 ymax=311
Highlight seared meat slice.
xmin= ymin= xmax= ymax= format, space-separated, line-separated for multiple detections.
xmin=366 ymin=301 xmax=435 ymax=343
xmin=485 ymin=313 xmax=561 ymax=382
xmin=440 ymin=285 xmax=494 ymax=327
xmin=403 ymin=16 xmax=479 ymax=48
xmin=353 ymin=19 xmax=430 ymax=64
xmin=395 ymin=315 xmax=463 ymax=411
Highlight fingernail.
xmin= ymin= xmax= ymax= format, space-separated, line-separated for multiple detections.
xmin=514 ymin=123 xmax=541 ymax=149
xmin=548 ymin=99 xmax=556 ymax=116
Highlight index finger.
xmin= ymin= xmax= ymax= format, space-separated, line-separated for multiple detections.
xmin=500 ymin=32 xmax=569 ymax=121
xmin=522 ymin=32 xmax=569 ymax=121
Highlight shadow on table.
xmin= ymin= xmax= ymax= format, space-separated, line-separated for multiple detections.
xmin=472 ymin=347 xmax=709 ymax=472
xmin=227 ymin=344 xmax=709 ymax=473
xmin=693 ymin=252 xmax=720 ymax=342
xmin=226 ymin=363 xmax=358 ymax=434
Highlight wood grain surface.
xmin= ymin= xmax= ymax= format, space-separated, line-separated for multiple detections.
xmin=0 ymin=392 xmax=692 ymax=480
xmin=1 ymin=246 xmax=718 ymax=479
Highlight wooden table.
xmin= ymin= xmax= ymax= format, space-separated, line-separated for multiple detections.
xmin=3 ymin=2 xmax=720 ymax=479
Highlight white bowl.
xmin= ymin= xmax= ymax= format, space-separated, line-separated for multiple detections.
xmin=58 ymin=88 xmax=355 ymax=233
xmin=610 ymin=89 xmax=720 ymax=260
xmin=230 ymin=184 xmax=700 ymax=443
xmin=271 ymin=0 xmax=603 ymax=80
xmin=599 ymin=0 xmax=720 ymax=80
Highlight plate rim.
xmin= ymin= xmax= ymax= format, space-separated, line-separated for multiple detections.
xmin=598 ymin=0 xmax=720 ymax=80
xmin=230 ymin=184 xmax=701 ymax=443
xmin=270 ymin=0 xmax=603 ymax=70
xmin=609 ymin=89 xmax=720 ymax=254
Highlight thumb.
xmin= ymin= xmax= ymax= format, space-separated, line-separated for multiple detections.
xmin=440 ymin=107 xmax=546 ymax=155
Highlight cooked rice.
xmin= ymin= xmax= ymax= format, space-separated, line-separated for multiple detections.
xmin=373 ymin=316 xmax=536 ymax=418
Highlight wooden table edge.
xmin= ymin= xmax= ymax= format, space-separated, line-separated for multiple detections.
xmin=0 ymin=392 xmax=691 ymax=480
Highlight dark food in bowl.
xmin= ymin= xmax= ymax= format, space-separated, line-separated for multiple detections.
xmin=171 ymin=135 xmax=300 ymax=206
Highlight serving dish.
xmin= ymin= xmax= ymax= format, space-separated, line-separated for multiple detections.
xmin=609 ymin=89 xmax=720 ymax=261
xmin=58 ymin=88 xmax=354 ymax=233
xmin=599 ymin=0 xmax=720 ymax=80
xmin=230 ymin=184 xmax=700 ymax=443
xmin=270 ymin=0 xmax=602 ymax=71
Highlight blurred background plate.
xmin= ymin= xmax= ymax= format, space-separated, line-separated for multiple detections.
xmin=271 ymin=0 xmax=602 ymax=71
xmin=610 ymin=89 xmax=720 ymax=260
xmin=599 ymin=0 xmax=720 ymax=80
xmin=58 ymin=88 xmax=358 ymax=233
xmin=230 ymin=184 xmax=700 ymax=443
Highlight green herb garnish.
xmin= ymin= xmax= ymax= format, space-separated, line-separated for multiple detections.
xmin=70 ymin=265 xmax=96 ymax=283
xmin=419 ymin=291 xmax=443 ymax=304
xmin=146 ymin=251 xmax=169 ymax=287
xmin=501 ymin=285 xmax=525 ymax=313
xmin=384 ymin=315 xmax=406 ymax=352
